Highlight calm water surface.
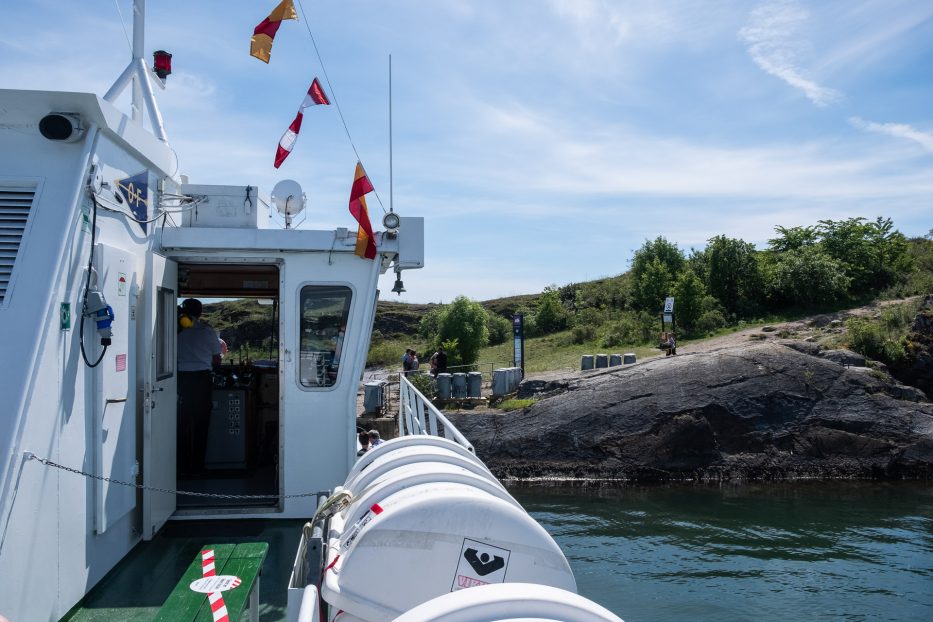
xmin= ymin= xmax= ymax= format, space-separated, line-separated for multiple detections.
xmin=510 ymin=482 xmax=933 ymax=622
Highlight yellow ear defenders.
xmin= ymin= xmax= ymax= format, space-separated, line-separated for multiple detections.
xmin=179 ymin=314 xmax=194 ymax=329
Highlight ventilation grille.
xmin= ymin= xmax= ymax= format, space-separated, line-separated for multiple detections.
xmin=0 ymin=186 xmax=36 ymax=304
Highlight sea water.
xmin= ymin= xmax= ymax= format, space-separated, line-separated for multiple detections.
xmin=511 ymin=482 xmax=933 ymax=622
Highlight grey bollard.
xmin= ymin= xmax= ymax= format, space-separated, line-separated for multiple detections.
xmin=595 ymin=354 xmax=608 ymax=368
xmin=467 ymin=372 xmax=482 ymax=398
xmin=581 ymin=355 xmax=594 ymax=370
xmin=452 ymin=373 xmax=467 ymax=398
xmin=363 ymin=381 xmax=385 ymax=413
xmin=492 ymin=369 xmax=508 ymax=396
xmin=623 ymin=353 xmax=636 ymax=364
xmin=609 ymin=354 xmax=622 ymax=367
xmin=436 ymin=373 xmax=452 ymax=400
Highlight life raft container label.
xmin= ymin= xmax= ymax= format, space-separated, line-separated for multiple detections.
xmin=190 ymin=575 xmax=242 ymax=593
xmin=451 ymin=538 xmax=510 ymax=592
xmin=340 ymin=503 xmax=384 ymax=551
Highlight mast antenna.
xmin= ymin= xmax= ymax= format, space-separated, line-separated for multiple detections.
xmin=103 ymin=0 xmax=169 ymax=144
xmin=389 ymin=54 xmax=394 ymax=214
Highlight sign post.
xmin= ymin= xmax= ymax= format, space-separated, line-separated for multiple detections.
xmin=512 ymin=313 xmax=524 ymax=375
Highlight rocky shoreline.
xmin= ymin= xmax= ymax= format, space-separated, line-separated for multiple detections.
xmin=447 ymin=336 xmax=933 ymax=483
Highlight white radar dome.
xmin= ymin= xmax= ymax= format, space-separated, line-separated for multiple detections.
xmin=271 ymin=179 xmax=306 ymax=217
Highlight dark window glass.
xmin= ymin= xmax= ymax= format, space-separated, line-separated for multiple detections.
xmin=299 ymin=286 xmax=351 ymax=388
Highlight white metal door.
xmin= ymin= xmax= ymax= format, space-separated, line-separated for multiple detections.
xmin=142 ymin=253 xmax=177 ymax=539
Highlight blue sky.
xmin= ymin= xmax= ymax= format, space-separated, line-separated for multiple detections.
xmin=2 ymin=1 xmax=931 ymax=303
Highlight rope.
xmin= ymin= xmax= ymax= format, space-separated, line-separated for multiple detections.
xmin=25 ymin=452 xmax=321 ymax=500
xmin=113 ymin=0 xmax=133 ymax=53
xmin=294 ymin=0 xmax=387 ymax=214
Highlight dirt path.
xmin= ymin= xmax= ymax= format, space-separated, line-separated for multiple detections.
xmin=525 ymin=297 xmax=921 ymax=383
xmin=678 ymin=296 xmax=919 ymax=355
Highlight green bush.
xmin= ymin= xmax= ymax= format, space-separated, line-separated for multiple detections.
xmin=696 ymin=309 xmax=727 ymax=334
xmin=599 ymin=317 xmax=640 ymax=348
xmin=845 ymin=317 xmax=906 ymax=365
xmin=880 ymin=303 xmax=916 ymax=332
xmin=534 ymin=291 xmax=568 ymax=334
xmin=435 ymin=296 xmax=489 ymax=366
xmin=487 ymin=313 xmax=511 ymax=346
xmin=572 ymin=307 xmax=605 ymax=329
xmin=407 ymin=371 xmax=435 ymax=397
xmin=571 ymin=324 xmax=596 ymax=344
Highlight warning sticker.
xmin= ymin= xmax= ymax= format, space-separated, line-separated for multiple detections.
xmin=451 ymin=538 xmax=510 ymax=592
xmin=115 ymin=354 xmax=127 ymax=372
xmin=189 ymin=575 xmax=242 ymax=593
xmin=117 ymin=273 xmax=127 ymax=296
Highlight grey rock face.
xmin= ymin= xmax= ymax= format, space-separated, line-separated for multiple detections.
xmin=448 ymin=341 xmax=933 ymax=482
xmin=820 ymin=348 xmax=867 ymax=367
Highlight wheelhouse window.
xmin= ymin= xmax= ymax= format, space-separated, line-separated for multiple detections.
xmin=299 ymin=286 xmax=351 ymax=388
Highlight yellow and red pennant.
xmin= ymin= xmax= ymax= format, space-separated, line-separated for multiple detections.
xmin=348 ymin=162 xmax=377 ymax=260
xmin=250 ymin=0 xmax=298 ymax=63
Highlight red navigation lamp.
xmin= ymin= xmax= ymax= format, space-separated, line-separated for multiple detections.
xmin=153 ymin=50 xmax=172 ymax=80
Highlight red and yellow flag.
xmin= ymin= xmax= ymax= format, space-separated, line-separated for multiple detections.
xmin=250 ymin=0 xmax=298 ymax=63
xmin=348 ymin=162 xmax=377 ymax=260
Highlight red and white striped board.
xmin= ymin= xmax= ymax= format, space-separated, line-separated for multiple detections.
xmin=186 ymin=549 xmax=243 ymax=622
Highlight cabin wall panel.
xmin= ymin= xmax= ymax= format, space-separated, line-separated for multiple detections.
xmin=0 ymin=125 xmax=87 ymax=621
xmin=0 ymin=129 xmax=155 ymax=619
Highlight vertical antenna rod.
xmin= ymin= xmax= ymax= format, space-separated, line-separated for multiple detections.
xmin=389 ymin=54 xmax=394 ymax=213
xmin=103 ymin=0 xmax=169 ymax=144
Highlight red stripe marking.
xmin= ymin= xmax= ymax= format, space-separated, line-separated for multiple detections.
xmin=201 ymin=549 xmax=229 ymax=622
xmin=324 ymin=554 xmax=341 ymax=572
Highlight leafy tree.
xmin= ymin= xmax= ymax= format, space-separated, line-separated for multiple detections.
xmin=436 ymin=296 xmax=489 ymax=366
xmin=630 ymin=237 xmax=685 ymax=311
xmin=817 ymin=217 xmax=910 ymax=294
xmin=768 ymin=225 xmax=818 ymax=252
xmin=634 ymin=258 xmax=675 ymax=312
xmin=706 ymin=235 xmax=762 ymax=316
xmin=672 ymin=268 xmax=706 ymax=333
xmin=487 ymin=313 xmax=511 ymax=346
xmin=556 ymin=282 xmax=579 ymax=310
xmin=534 ymin=290 xmax=568 ymax=334
xmin=766 ymin=246 xmax=850 ymax=307
xmin=417 ymin=307 xmax=443 ymax=340
xmin=687 ymin=247 xmax=710 ymax=284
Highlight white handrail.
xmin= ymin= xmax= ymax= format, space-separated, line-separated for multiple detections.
xmin=398 ymin=376 xmax=474 ymax=452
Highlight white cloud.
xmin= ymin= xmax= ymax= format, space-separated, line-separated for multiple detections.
xmin=849 ymin=117 xmax=933 ymax=153
xmin=739 ymin=0 xmax=841 ymax=106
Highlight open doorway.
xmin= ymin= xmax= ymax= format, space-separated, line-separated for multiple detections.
xmin=175 ymin=262 xmax=281 ymax=511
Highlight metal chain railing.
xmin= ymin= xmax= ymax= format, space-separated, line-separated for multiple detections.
xmin=24 ymin=452 xmax=321 ymax=500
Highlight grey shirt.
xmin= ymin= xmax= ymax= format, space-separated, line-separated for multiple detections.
xmin=177 ymin=320 xmax=221 ymax=371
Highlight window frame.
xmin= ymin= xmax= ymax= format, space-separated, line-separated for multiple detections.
xmin=155 ymin=286 xmax=175 ymax=380
xmin=296 ymin=282 xmax=355 ymax=391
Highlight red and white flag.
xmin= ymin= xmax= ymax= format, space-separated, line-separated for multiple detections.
xmin=274 ymin=78 xmax=330 ymax=169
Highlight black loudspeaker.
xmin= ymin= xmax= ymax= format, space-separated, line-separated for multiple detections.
xmin=39 ymin=113 xmax=85 ymax=142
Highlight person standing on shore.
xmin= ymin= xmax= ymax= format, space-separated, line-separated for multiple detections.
xmin=429 ymin=350 xmax=439 ymax=376
xmin=402 ymin=348 xmax=413 ymax=376
xmin=435 ymin=347 xmax=448 ymax=375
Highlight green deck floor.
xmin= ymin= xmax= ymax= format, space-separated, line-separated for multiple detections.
xmin=61 ymin=519 xmax=305 ymax=622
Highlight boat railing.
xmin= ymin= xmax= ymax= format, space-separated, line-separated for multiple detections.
xmin=398 ymin=375 xmax=475 ymax=452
